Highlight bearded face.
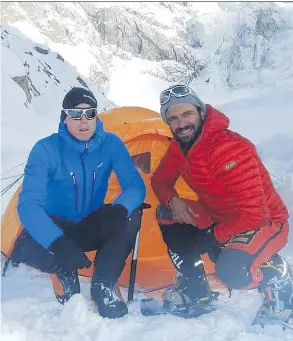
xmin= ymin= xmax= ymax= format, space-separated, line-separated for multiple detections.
xmin=173 ymin=118 xmax=204 ymax=152
xmin=166 ymin=103 xmax=205 ymax=154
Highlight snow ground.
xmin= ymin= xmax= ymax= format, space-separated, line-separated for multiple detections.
xmin=1 ymin=263 xmax=293 ymax=341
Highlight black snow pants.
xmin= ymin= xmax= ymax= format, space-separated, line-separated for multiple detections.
xmin=11 ymin=205 xmax=141 ymax=283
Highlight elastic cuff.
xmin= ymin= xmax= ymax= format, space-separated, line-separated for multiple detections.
xmin=214 ymin=226 xmax=229 ymax=244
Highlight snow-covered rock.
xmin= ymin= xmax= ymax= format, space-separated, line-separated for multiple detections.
xmin=1 ymin=23 xmax=114 ymax=212
xmin=2 ymin=2 xmax=293 ymax=96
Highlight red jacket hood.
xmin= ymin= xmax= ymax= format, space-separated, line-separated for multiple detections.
xmin=202 ymin=104 xmax=230 ymax=137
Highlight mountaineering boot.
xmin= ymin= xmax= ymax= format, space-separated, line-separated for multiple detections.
xmin=51 ymin=270 xmax=80 ymax=304
xmin=91 ymin=281 xmax=128 ymax=318
xmin=140 ymin=251 xmax=219 ymax=317
xmin=252 ymin=254 xmax=293 ymax=328
xmin=161 ymin=267 xmax=218 ymax=318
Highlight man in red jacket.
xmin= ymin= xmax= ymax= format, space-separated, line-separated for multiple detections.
xmin=151 ymin=84 xmax=292 ymax=320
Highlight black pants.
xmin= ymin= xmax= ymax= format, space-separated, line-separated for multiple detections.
xmin=11 ymin=206 xmax=141 ymax=282
xmin=160 ymin=222 xmax=259 ymax=289
xmin=160 ymin=222 xmax=286 ymax=290
xmin=160 ymin=223 xmax=221 ymax=281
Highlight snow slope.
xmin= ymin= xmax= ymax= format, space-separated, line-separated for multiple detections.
xmin=2 ymin=264 xmax=293 ymax=341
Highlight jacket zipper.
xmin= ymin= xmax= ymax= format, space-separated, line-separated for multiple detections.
xmin=80 ymin=142 xmax=88 ymax=214
xmin=70 ymin=172 xmax=78 ymax=210
xmin=89 ymin=171 xmax=96 ymax=204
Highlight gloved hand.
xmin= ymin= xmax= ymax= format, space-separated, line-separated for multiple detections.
xmin=196 ymin=225 xmax=222 ymax=255
xmin=49 ymin=235 xmax=92 ymax=273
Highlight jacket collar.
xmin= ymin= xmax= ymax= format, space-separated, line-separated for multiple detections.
xmin=58 ymin=118 xmax=106 ymax=154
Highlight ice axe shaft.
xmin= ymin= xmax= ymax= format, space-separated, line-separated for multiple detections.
xmin=127 ymin=230 xmax=140 ymax=302
xmin=128 ymin=203 xmax=151 ymax=303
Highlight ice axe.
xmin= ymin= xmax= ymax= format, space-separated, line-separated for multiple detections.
xmin=127 ymin=202 xmax=151 ymax=303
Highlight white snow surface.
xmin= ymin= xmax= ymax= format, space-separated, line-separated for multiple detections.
xmin=1 ymin=3 xmax=293 ymax=340
xmin=1 ymin=263 xmax=293 ymax=341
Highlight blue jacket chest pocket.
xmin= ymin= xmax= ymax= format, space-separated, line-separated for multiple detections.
xmin=88 ymin=161 xmax=112 ymax=205
xmin=47 ymin=163 xmax=78 ymax=214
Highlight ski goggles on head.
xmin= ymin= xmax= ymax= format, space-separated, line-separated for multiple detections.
xmin=62 ymin=108 xmax=98 ymax=120
xmin=160 ymin=85 xmax=196 ymax=105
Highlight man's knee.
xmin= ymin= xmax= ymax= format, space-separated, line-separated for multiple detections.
xmin=156 ymin=204 xmax=174 ymax=225
xmin=215 ymin=249 xmax=254 ymax=289
xmin=11 ymin=229 xmax=56 ymax=273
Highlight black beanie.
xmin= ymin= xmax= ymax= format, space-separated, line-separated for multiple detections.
xmin=61 ymin=87 xmax=97 ymax=122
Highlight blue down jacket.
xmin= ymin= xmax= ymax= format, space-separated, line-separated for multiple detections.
xmin=18 ymin=119 xmax=146 ymax=248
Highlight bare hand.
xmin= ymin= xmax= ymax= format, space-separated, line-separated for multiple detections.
xmin=169 ymin=196 xmax=198 ymax=226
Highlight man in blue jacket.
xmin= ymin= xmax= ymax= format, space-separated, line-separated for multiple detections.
xmin=11 ymin=87 xmax=146 ymax=318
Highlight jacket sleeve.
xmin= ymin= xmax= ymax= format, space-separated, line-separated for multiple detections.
xmin=18 ymin=141 xmax=63 ymax=248
xmin=151 ymin=143 xmax=181 ymax=206
xmin=111 ymin=135 xmax=146 ymax=215
xmin=210 ymin=138 xmax=270 ymax=243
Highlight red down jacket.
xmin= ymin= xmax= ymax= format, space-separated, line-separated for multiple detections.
xmin=151 ymin=105 xmax=289 ymax=243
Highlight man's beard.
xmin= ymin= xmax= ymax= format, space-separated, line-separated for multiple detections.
xmin=173 ymin=119 xmax=204 ymax=155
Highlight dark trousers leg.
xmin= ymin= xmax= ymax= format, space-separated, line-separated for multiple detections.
xmin=215 ymin=222 xmax=289 ymax=289
xmin=11 ymin=229 xmax=57 ymax=273
xmin=88 ymin=208 xmax=141 ymax=283
xmin=11 ymin=206 xmax=140 ymax=280
xmin=11 ymin=214 xmax=85 ymax=274
xmin=159 ymin=222 xmax=220 ymax=299
xmin=61 ymin=206 xmax=141 ymax=282
xmin=159 ymin=222 xmax=205 ymax=280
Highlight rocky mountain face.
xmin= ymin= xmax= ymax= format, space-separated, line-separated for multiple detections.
xmin=2 ymin=2 xmax=293 ymax=94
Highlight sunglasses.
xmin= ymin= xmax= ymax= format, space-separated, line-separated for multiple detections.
xmin=62 ymin=108 xmax=98 ymax=120
xmin=160 ymin=85 xmax=195 ymax=105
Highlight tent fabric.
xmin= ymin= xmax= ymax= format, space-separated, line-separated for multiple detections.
xmin=1 ymin=106 xmax=216 ymax=292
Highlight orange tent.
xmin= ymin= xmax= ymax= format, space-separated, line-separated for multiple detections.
xmin=1 ymin=107 xmax=216 ymax=293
